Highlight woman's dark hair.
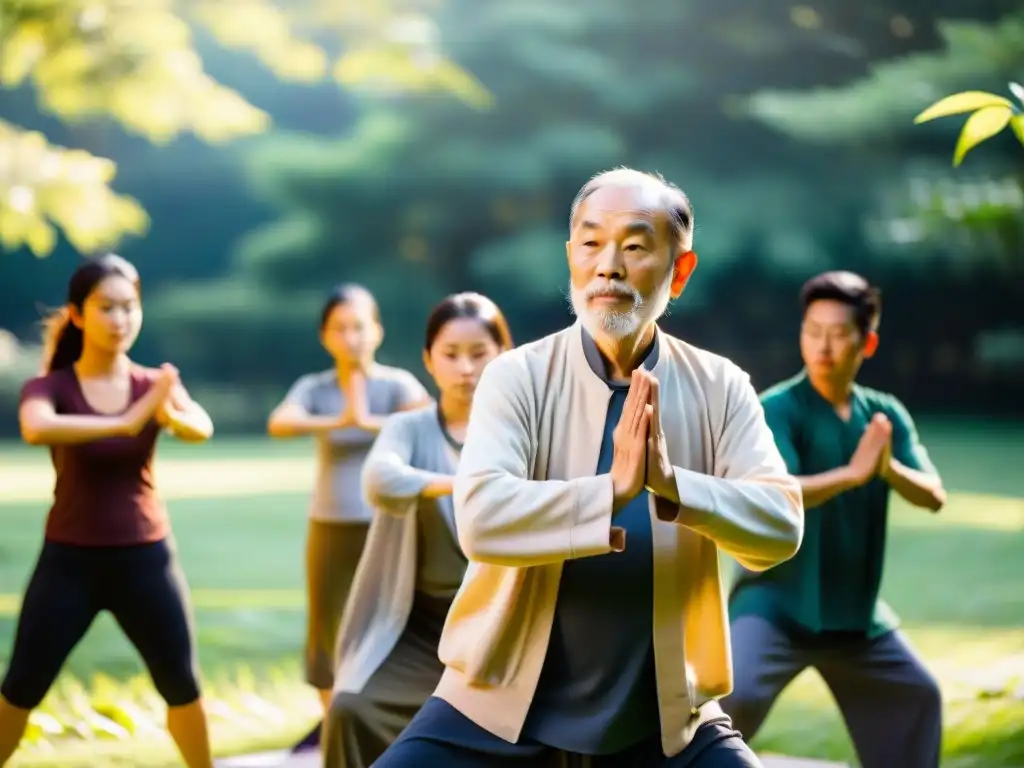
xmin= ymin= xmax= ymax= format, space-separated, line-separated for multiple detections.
xmin=319 ymin=283 xmax=380 ymax=330
xmin=42 ymin=254 xmax=140 ymax=374
xmin=424 ymin=292 xmax=513 ymax=352
xmin=800 ymin=270 xmax=882 ymax=336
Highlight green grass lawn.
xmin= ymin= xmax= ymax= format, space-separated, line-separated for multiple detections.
xmin=0 ymin=420 xmax=1022 ymax=766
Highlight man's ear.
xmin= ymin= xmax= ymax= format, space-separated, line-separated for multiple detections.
xmin=670 ymin=251 xmax=698 ymax=298
xmin=863 ymin=330 xmax=879 ymax=359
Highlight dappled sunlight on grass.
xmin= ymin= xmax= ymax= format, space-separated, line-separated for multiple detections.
xmin=746 ymin=486 xmax=1024 ymax=766
xmin=8 ymin=662 xmax=319 ymax=768
xmin=0 ymin=426 xmax=1021 ymax=765
xmin=0 ymin=457 xmax=315 ymax=503
xmin=750 ymin=626 xmax=1024 ymax=766
xmin=752 ymin=681 xmax=1024 ymax=767
xmin=891 ymin=492 xmax=1023 ymax=532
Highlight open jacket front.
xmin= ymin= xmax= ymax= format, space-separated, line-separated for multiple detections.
xmin=434 ymin=322 xmax=804 ymax=757
xmin=333 ymin=406 xmax=460 ymax=696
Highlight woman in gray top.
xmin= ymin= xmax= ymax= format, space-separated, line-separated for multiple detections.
xmin=322 ymin=292 xmax=513 ymax=768
xmin=266 ymin=284 xmax=431 ymax=715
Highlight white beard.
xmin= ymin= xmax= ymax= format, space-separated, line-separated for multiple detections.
xmin=568 ymin=275 xmax=673 ymax=340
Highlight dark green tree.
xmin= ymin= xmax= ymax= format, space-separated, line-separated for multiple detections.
xmin=146 ymin=0 xmax=1024 ymax=426
xmin=0 ymin=0 xmax=484 ymax=256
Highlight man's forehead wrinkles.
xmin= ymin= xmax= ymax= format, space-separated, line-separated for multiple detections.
xmin=576 ymin=205 xmax=661 ymax=227
xmin=573 ymin=216 xmax=660 ymax=239
xmin=579 ymin=210 xmax=656 ymax=222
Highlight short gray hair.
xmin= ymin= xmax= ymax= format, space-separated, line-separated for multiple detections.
xmin=568 ymin=167 xmax=694 ymax=252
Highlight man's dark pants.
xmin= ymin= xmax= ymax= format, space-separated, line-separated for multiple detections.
xmin=374 ymin=696 xmax=761 ymax=767
xmin=720 ymin=614 xmax=942 ymax=768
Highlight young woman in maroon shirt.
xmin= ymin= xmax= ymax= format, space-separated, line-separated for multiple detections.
xmin=0 ymin=255 xmax=215 ymax=768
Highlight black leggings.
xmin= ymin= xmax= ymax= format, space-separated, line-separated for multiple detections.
xmin=0 ymin=538 xmax=201 ymax=710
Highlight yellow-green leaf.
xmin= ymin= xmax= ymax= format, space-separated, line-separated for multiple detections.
xmin=262 ymin=41 xmax=329 ymax=82
xmin=111 ymin=196 xmax=150 ymax=234
xmin=333 ymin=49 xmax=381 ymax=87
xmin=25 ymin=219 xmax=57 ymax=257
xmin=1010 ymin=114 xmax=1024 ymax=147
xmin=953 ymin=105 xmax=1013 ymax=166
xmin=431 ymin=60 xmax=494 ymax=109
xmin=0 ymin=207 xmax=32 ymax=251
xmin=914 ymin=91 xmax=1013 ymax=124
xmin=62 ymin=150 xmax=118 ymax=185
xmin=0 ymin=21 xmax=48 ymax=87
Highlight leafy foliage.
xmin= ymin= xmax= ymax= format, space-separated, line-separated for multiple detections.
xmin=0 ymin=0 xmax=485 ymax=257
xmin=743 ymin=16 xmax=1024 ymax=143
xmin=0 ymin=120 xmax=148 ymax=257
xmin=739 ymin=15 xmax=1024 ymax=266
xmin=914 ymin=84 xmax=1024 ymax=165
xmin=141 ymin=0 xmax=1024 ymax=394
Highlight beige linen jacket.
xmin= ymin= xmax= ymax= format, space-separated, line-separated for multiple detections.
xmin=433 ymin=321 xmax=804 ymax=757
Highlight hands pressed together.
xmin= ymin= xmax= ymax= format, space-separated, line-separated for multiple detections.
xmin=335 ymin=370 xmax=378 ymax=431
xmin=608 ymin=374 xmax=899 ymax=512
xmin=846 ymin=412 xmax=894 ymax=487
xmin=118 ymin=363 xmax=180 ymax=436
xmin=609 ymin=369 xmax=676 ymax=513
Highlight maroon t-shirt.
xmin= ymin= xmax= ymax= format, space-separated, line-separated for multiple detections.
xmin=19 ymin=366 xmax=169 ymax=546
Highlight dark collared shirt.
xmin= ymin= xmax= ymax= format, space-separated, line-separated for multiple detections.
xmin=731 ymin=371 xmax=936 ymax=639
xmin=521 ymin=328 xmax=661 ymax=755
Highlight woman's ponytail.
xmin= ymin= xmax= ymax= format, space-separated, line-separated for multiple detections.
xmin=40 ymin=307 xmax=83 ymax=374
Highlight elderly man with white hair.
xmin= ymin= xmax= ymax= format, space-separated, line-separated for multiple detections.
xmin=375 ymin=167 xmax=805 ymax=767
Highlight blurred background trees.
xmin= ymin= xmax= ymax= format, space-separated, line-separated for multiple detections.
xmin=0 ymin=0 xmax=486 ymax=256
xmin=2 ymin=0 xmax=1022 ymax=430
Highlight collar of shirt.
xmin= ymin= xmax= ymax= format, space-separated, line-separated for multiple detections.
xmin=580 ymin=326 xmax=660 ymax=391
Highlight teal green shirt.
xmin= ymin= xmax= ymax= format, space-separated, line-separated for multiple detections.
xmin=730 ymin=371 xmax=936 ymax=638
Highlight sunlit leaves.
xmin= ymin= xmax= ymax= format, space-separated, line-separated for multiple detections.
xmin=913 ymin=91 xmax=1013 ymax=123
xmin=951 ymin=107 xmax=1013 ymax=166
xmin=0 ymin=0 xmax=481 ymax=257
xmin=0 ymin=121 xmax=148 ymax=257
xmin=743 ymin=18 xmax=1024 ymax=143
xmin=0 ymin=18 xmax=48 ymax=86
xmin=0 ymin=1 xmax=272 ymax=144
xmin=1011 ymin=115 xmax=1024 ymax=146
xmin=192 ymin=0 xmax=328 ymax=83
xmin=914 ymin=83 xmax=1024 ymax=166
xmin=0 ymin=0 xmax=266 ymax=254
xmin=329 ymin=10 xmax=491 ymax=106
xmin=334 ymin=47 xmax=492 ymax=108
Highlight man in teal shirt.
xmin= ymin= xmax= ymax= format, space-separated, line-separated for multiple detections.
xmin=721 ymin=271 xmax=947 ymax=768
